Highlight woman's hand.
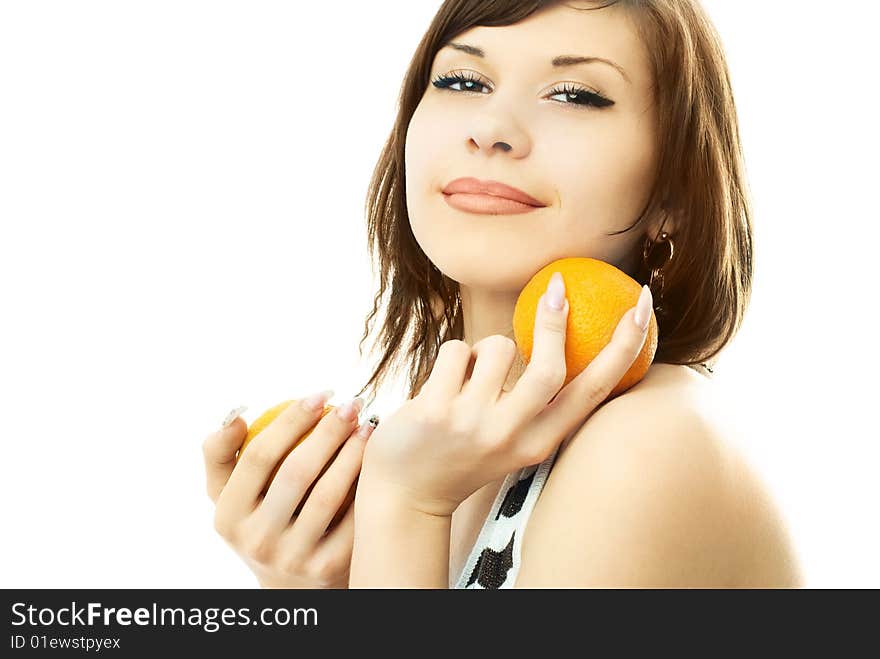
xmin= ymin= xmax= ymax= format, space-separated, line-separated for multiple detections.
xmin=202 ymin=392 xmax=377 ymax=588
xmin=360 ymin=274 xmax=653 ymax=518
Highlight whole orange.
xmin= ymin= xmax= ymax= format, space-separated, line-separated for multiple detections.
xmin=512 ymin=257 xmax=658 ymax=399
xmin=235 ymin=400 xmax=355 ymax=530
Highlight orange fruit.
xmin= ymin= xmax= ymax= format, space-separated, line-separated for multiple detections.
xmin=512 ymin=257 xmax=658 ymax=399
xmin=235 ymin=400 xmax=356 ymax=530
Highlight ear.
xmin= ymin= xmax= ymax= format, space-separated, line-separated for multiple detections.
xmin=646 ymin=202 xmax=682 ymax=240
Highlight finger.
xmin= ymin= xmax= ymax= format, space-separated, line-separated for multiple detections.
xmin=215 ymin=390 xmax=335 ymax=521
xmin=202 ymin=412 xmax=248 ymax=504
xmin=460 ymin=335 xmax=517 ymax=404
xmin=418 ymin=339 xmax=472 ymax=400
xmin=497 ymin=272 xmax=570 ymax=429
xmin=527 ymin=287 xmax=651 ymax=452
xmin=251 ymin=398 xmax=364 ymax=532
xmin=276 ymin=485 xmax=357 ymax=578
xmin=285 ymin=423 xmax=370 ymax=548
xmin=312 ymin=499 xmax=356 ymax=581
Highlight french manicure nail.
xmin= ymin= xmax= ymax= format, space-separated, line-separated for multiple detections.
xmin=336 ymin=397 xmax=365 ymax=422
xmin=301 ymin=389 xmax=335 ymax=412
xmin=221 ymin=405 xmax=248 ymax=429
xmin=545 ymin=272 xmax=566 ymax=311
xmin=633 ymin=285 xmax=652 ymax=331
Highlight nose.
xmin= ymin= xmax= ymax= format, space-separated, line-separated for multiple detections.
xmin=466 ymin=112 xmax=530 ymax=158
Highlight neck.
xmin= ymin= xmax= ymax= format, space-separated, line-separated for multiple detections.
xmin=459 ymin=284 xmax=528 ymax=393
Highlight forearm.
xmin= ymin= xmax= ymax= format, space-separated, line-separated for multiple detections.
xmin=349 ymin=480 xmax=452 ymax=589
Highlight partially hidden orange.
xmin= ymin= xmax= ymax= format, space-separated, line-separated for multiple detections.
xmin=235 ymin=399 xmax=355 ymax=530
xmin=513 ymin=257 xmax=658 ymax=399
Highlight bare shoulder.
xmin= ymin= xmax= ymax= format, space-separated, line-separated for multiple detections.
xmin=556 ymin=362 xmax=717 ymax=456
xmin=514 ymin=363 xmax=804 ymax=588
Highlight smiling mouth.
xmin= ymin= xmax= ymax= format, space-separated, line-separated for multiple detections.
xmin=441 ymin=192 xmax=545 ymax=215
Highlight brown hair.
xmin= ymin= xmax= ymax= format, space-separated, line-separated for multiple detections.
xmin=353 ymin=0 xmax=753 ymax=407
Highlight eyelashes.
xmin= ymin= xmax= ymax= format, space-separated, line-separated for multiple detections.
xmin=430 ymin=70 xmax=615 ymax=110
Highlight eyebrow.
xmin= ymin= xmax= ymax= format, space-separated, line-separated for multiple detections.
xmin=442 ymin=41 xmax=631 ymax=84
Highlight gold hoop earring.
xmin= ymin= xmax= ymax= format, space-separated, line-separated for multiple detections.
xmin=640 ymin=232 xmax=715 ymax=375
xmin=642 ymin=230 xmax=674 ymax=319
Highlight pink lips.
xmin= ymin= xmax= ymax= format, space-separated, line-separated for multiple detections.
xmin=441 ymin=177 xmax=546 ymax=215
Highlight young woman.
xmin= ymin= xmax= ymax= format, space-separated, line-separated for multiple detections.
xmin=202 ymin=0 xmax=803 ymax=588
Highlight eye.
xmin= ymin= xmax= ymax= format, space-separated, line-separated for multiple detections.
xmin=546 ymin=82 xmax=615 ymax=110
xmin=431 ymin=70 xmax=492 ymax=94
xmin=430 ymin=71 xmax=615 ymax=110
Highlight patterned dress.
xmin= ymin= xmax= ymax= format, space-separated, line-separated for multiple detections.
xmin=450 ymin=441 xmax=562 ymax=589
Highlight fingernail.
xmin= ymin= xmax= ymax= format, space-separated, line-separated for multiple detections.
xmin=358 ymin=414 xmax=380 ymax=439
xmin=221 ymin=405 xmax=248 ymax=429
xmin=336 ymin=397 xmax=365 ymax=422
xmin=633 ymin=285 xmax=652 ymax=331
xmin=301 ymin=389 xmax=335 ymax=412
xmin=544 ymin=272 xmax=566 ymax=312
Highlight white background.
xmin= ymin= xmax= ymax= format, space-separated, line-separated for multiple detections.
xmin=1 ymin=1 xmax=877 ymax=588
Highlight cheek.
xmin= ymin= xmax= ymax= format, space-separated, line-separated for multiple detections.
xmin=545 ymin=117 xmax=656 ymax=221
xmin=405 ymin=99 xmax=457 ymax=180
xmin=403 ymin=108 xmax=444 ymax=261
xmin=404 ymin=103 xmax=449 ymax=218
xmin=404 ymin=110 xmax=428 ymax=200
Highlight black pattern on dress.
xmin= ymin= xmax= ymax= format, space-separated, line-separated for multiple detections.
xmin=465 ymin=531 xmax=516 ymax=589
xmin=494 ymin=469 xmax=535 ymax=520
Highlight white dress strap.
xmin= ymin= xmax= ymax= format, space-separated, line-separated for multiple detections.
xmin=451 ymin=442 xmax=562 ymax=589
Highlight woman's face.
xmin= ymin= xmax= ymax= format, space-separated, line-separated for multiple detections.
xmin=405 ymin=2 xmax=661 ymax=294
